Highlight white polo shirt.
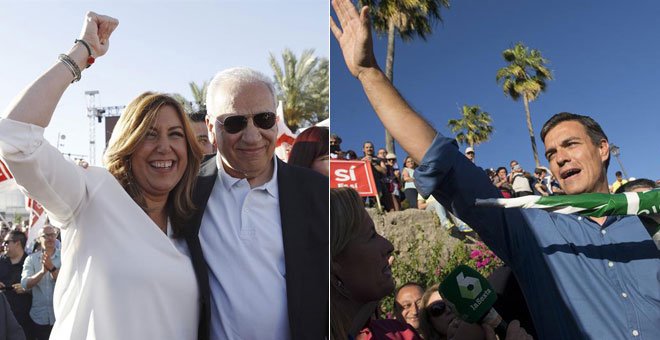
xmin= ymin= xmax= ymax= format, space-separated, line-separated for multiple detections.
xmin=199 ymin=157 xmax=290 ymax=340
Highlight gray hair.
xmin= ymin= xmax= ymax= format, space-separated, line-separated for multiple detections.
xmin=206 ymin=67 xmax=277 ymax=118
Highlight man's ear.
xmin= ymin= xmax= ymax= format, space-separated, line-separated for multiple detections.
xmin=599 ymin=139 xmax=610 ymax=163
xmin=206 ymin=115 xmax=217 ymax=147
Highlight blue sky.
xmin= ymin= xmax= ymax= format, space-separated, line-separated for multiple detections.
xmin=0 ymin=0 xmax=328 ymax=165
xmin=331 ymin=0 xmax=660 ymax=182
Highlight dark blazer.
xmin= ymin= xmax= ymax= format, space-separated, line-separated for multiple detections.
xmin=184 ymin=156 xmax=328 ymax=340
xmin=0 ymin=293 xmax=25 ymax=340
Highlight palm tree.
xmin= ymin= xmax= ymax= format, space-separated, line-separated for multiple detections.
xmin=496 ymin=42 xmax=553 ymax=167
xmin=269 ymin=48 xmax=329 ymax=132
xmin=172 ymin=80 xmax=209 ymax=114
xmin=188 ymin=81 xmax=208 ymax=111
xmin=447 ymin=105 xmax=494 ymax=148
xmin=359 ymin=0 xmax=450 ymax=154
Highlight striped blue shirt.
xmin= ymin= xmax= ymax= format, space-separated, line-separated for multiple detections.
xmin=415 ymin=133 xmax=660 ymax=339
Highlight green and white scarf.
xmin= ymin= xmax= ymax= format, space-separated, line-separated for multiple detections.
xmin=475 ymin=190 xmax=660 ymax=249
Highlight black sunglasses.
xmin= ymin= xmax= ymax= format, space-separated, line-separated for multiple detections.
xmin=2 ymin=240 xmax=16 ymax=246
xmin=427 ymin=301 xmax=447 ymax=317
xmin=217 ymin=112 xmax=276 ymax=134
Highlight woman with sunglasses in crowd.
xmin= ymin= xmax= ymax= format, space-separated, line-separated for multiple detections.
xmin=419 ymin=283 xmax=534 ymax=340
xmin=0 ymin=12 xmax=205 ymax=339
xmin=419 ymin=284 xmax=455 ymax=340
xmin=331 ymin=187 xmax=423 ymax=340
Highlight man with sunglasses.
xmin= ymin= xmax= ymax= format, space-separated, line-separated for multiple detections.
xmin=0 ymin=230 xmax=32 ymax=337
xmin=21 ymin=225 xmax=60 ymax=340
xmin=183 ymin=67 xmax=327 ymax=340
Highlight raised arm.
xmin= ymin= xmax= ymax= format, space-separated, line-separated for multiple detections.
xmin=0 ymin=13 xmax=118 ymax=226
xmin=3 ymin=12 xmax=118 ymax=126
xmin=332 ymin=0 xmax=532 ymax=265
xmin=331 ymin=0 xmax=436 ymax=163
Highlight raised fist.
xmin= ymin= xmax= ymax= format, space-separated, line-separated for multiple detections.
xmin=78 ymin=11 xmax=119 ymax=57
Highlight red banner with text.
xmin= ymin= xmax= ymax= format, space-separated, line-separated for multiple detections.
xmin=330 ymin=160 xmax=378 ymax=197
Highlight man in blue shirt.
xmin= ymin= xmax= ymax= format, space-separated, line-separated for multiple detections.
xmin=22 ymin=225 xmax=60 ymax=340
xmin=331 ymin=0 xmax=660 ymax=338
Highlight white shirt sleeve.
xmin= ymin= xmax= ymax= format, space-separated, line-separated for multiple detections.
xmin=0 ymin=118 xmax=86 ymax=226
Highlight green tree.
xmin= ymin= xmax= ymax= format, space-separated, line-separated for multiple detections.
xmin=447 ymin=105 xmax=494 ymax=148
xmin=496 ymin=42 xmax=553 ymax=167
xmin=172 ymin=80 xmax=209 ymax=114
xmin=269 ymin=48 xmax=329 ymax=132
xmin=359 ymin=0 xmax=450 ymax=154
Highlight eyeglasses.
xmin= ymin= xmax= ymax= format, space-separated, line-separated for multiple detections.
xmin=387 ymin=159 xmax=396 ymax=162
xmin=2 ymin=240 xmax=16 ymax=246
xmin=40 ymin=232 xmax=58 ymax=239
xmin=216 ymin=112 xmax=276 ymax=134
xmin=427 ymin=301 xmax=448 ymax=318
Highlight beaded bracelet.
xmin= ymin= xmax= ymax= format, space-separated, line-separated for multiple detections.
xmin=74 ymin=39 xmax=95 ymax=67
xmin=58 ymin=54 xmax=81 ymax=83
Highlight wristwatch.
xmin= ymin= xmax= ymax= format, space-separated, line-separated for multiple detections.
xmin=49 ymin=266 xmax=58 ymax=273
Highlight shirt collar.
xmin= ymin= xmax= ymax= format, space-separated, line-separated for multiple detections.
xmin=217 ymin=156 xmax=279 ymax=198
xmin=42 ymin=248 xmax=60 ymax=259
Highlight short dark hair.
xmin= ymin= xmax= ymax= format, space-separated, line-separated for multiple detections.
xmin=496 ymin=166 xmax=508 ymax=175
xmin=540 ymin=112 xmax=610 ymax=170
xmin=8 ymin=230 xmax=26 ymax=249
xmin=615 ymin=178 xmax=658 ymax=194
xmin=330 ymin=133 xmax=342 ymax=144
xmin=615 ymin=171 xmax=622 ymax=177
xmin=188 ymin=110 xmax=207 ymax=122
xmin=394 ymin=282 xmax=425 ymax=312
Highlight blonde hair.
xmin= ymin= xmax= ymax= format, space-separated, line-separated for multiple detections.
xmin=331 ymin=187 xmax=365 ymax=259
xmin=330 ymin=187 xmax=365 ymax=340
xmin=104 ymin=92 xmax=203 ymax=236
xmin=419 ymin=283 xmax=445 ymax=340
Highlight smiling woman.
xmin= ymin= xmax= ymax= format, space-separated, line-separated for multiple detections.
xmin=331 ymin=187 xmax=422 ymax=340
xmin=105 ymin=92 xmax=201 ymax=235
xmin=0 ymin=12 xmax=204 ymax=340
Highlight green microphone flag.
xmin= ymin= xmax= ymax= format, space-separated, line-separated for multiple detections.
xmin=439 ymin=265 xmax=498 ymax=323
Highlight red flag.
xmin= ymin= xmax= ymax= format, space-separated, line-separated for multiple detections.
xmin=0 ymin=160 xmax=17 ymax=192
xmin=25 ymin=198 xmax=45 ymax=227
xmin=330 ymin=160 xmax=378 ymax=197
xmin=25 ymin=196 xmax=47 ymax=252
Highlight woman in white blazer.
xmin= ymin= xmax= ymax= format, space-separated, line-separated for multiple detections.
xmin=0 ymin=12 xmax=204 ymax=339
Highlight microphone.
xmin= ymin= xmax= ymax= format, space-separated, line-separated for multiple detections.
xmin=439 ymin=265 xmax=508 ymax=338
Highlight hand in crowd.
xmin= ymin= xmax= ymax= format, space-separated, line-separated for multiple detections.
xmin=330 ymin=0 xmax=379 ymax=79
xmin=482 ymin=320 xmax=533 ymax=340
xmin=77 ymin=11 xmax=119 ymax=58
xmin=0 ymin=282 xmax=27 ymax=294
xmin=42 ymin=252 xmax=54 ymax=272
xmin=12 ymin=283 xmax=27 ymax=294
xmin=76 ymin=159 xmax=89 ymax=169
